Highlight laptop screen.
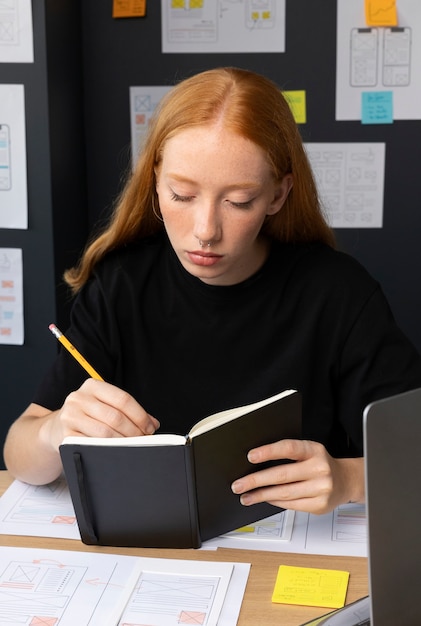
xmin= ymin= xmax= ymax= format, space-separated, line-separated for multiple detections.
xmin=364 ymin=387 xmax=421 ymax=626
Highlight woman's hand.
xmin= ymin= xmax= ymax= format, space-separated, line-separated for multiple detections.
xmin=4 ymin=378 xmax=159 ymax=486
xmin=42 ymin=378 xmax=160 ymax=452
xmin=231 ymin=439 xmax=365 ymax=515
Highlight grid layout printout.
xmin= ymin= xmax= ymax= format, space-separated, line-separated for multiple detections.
xmin=161 ymin=0 xmax=286 ymax=54
xmin=0 ymin=477 xmax=81 ymax=540
xmin=0 ymin=546 xmax=142 ymax=625
xmin=222 ymin=509 xmax=295 ymax=541
xmin=206 ymin=502 xmax=367 ymax=557
xmin=118 ymin=560 xmax=236 ymax=626
xmin=0 ymin=546 xmax=244 ymax=626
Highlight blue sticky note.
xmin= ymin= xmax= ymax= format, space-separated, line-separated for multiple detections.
xmin=361 ymin=91 xmax=393 ymax=124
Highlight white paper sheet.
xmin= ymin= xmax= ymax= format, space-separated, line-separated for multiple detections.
xmin=336 ymin=0 xmax=421 ymax=120
xmin=130 ymin=85 xmax=172 ymax=167
xmin=205 ymin=503 xmax=367 ymax=558
xmin=305 ymin=142 xmax=385 ymax=228
xmin=0 ymin=0 xmax=33 ymax=63
xmin=0 ymin=84 xmax=28 ymax=229
xmin=161 ymin=0 xmax=285 ymax=53
xmin=221 ymin=509 xmax=295 ymax=542
xmin=118 ymin=558 xmax=234 ymax=626
xmin=0 ymin=247 xmax=24 ymax=344
xmin=0 ymin=546 xmax=247 ymax=626
xmin=0 ymin=477 xmax=80 ymax=539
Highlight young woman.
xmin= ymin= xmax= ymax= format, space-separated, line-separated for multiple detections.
xmin=4 ymin=68 xmax=421 ymax=515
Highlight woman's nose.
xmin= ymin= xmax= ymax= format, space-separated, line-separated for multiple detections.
xmin=193 ymin=202 xmax=222 ymax=243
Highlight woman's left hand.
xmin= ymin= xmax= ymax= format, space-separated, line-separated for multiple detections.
xmin=231 ymin=439 xmax=365 ymax=515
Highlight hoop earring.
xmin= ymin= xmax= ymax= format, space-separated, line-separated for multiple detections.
xmin=152 ymin=195 xmax=164 ymax=222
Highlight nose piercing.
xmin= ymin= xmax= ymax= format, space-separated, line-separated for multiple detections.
xmin=199 ymin=240 xmax=212 ymax=248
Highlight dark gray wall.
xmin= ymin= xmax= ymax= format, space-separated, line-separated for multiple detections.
xmin=0 ymin=1 xmax=87 ymax=467
xmin=1 ymin=1 xmax=420 ymax=467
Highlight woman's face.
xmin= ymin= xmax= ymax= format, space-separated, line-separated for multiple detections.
xmin=155 ymin=124 xmax=292 ymax=286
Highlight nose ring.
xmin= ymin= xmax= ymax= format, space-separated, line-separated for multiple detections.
xmin=199 ymin=240 xmax=212 ymax=248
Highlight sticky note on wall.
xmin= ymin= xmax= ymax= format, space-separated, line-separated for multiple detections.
xmin=272 ymin=565 xmax=350 ymax=608
xmin=283 ymin=90 xmax=307 ymax=124
xmin=362 ymin=91 xmax=394 ymax=124
xmin=113 ymin=0 xmax=146 ymax=18
xmin=365 ymin=0 xmax=398 ymax=26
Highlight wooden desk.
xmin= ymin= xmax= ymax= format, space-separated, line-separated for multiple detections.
xmin=0 ymin=471 xmax=368 ymax=625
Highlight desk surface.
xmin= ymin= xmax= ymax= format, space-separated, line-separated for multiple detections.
xmin=0 ymin=471 xmax=368 ymax=625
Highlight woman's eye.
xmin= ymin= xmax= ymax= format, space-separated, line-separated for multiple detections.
xmin=227 ymin=199 xmax=253 ymax=209
xmin=171 ymin=192 xmax=192 ymax=203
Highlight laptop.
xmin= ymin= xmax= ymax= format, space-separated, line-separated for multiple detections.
xmin=302 ymin=386 xmax=421 ymax=625
xmin=364 ymin=386 xmax=421 ymax=625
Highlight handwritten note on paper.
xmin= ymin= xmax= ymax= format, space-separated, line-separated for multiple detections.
xmin=272 ymin=565 xmax=349 ymax=608
xmin=362 ymin=91 xmax=394 ymax=123
xmin=365 ymin=0 xmax=398 ymax=26
xmin=113 ymin=0 xmax=146 ymax=18
xmin=284 ymin=90 xmax=307 ymax=124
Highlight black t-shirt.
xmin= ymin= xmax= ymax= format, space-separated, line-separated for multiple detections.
xmin=34 ymin=234 xmax=421 ymax=457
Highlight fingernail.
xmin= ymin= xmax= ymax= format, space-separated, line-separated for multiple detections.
xmin=248 ymin=450 xmax=258 ymax=462
xmin=146 ymin=423 xmax=156 ymax=435
xmin=231 ymin=480 xmax=242 ymax=494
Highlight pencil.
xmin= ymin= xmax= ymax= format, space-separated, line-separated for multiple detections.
xmin=49 ymin=323 xmax=104 ymax=381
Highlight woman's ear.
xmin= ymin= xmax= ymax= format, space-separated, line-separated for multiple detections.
xmin=267 ymin=174 xmax=293 ymax=216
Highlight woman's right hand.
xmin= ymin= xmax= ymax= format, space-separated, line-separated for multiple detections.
xmin=4 ymin=378 xmax=159 ymax=486
xmin=44 ymin=378 xmax=160 ymax=451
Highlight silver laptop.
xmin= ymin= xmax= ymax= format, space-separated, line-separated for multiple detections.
xmin=364 ymin=386 xmax=421 ymax=626
xmin=302 ymin=387 xmax=421 ymax=625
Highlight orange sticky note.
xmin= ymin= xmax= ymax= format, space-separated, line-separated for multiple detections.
xmin=113 ymin=0 xmax=146 ymax=18
xmin=272 ymin=565 xmax=349 ymax=609
xmin=365 ymin=0 xmax=398 ymax=27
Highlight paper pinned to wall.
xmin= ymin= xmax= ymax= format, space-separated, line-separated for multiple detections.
xmin=305 ymin=142 xmax=385 ymax=229
xmin=129 ymin=85 xmax=172 ymax=167
xmin=336 ymin=0 xmax=421 ymax=120
xmin=0 ymin=84 xmax=28 ymax=229
xmin=0 ymin=0 xmax=33 ymax=63
xmin=161 ymin=0 xmax=285 ymax=54
xmin=0 ymin=248 xmax=24 ymax=345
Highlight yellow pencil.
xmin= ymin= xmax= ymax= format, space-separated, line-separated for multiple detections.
xmin=49 ymin=323 xmax=104 ymax=381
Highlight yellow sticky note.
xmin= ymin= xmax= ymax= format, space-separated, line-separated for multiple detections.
xmin=365 ymin=0 xmax=398 ymax=27
xmin=283 ymin=90 xmax=307 ymax=124
xmin=272 ymin=565 xmax=349 ymax=609
xmin=113 ymin=0 xmax=146 ymax=18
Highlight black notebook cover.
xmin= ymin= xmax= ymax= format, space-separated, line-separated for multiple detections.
xmin=60 ymin=390 xmax=301 ymax=548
